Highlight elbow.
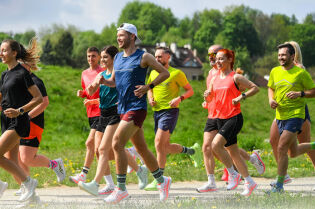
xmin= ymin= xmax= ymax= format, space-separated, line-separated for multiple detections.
xmin=164 ymin=71 xmax=170 ymax=79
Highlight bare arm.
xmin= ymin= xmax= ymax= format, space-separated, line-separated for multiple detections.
xmin=232 ymin=74 xmax=259 ymax=105
xmin=100 ymin=70 xmax=116 ymax=87
xmin=268 ymin=87 xmax=278 ymax=109
xmin=28 ymin=96 xmax=49 ymax=118
xmin=147 ymin=89 xmax=156 ymax=107
xmin=86 ymin=72 xmax=103 ymax=96
xmin=169 ymin=83 xmax=194 ymax=108
xmin=286 ymin=88 xmax=315 ymax=99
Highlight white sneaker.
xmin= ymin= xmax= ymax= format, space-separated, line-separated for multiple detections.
xmin=127 ymin=146 xmax=143 ymax=173
xmin=69 ymin=172 xmax=86 ymax=184
xmin=251 ymin=151 xmax=265 ymax=175
xmin=0 ymin=181 xmax=8 ymax=198
xmin=241 ymin=182 xmax=257 ymax=196
xmin=78 ymin=180 xmax=99 ymax=196
xmin=19 ymin=177 xmax=38 ymax=202
xmin=104 ymin=187 xmax=129 ymax=204
xmin=99 ymin=185 xmax=115 ymax=195
xmin=270 ymin=174 xmax=292 ymax=187
xmin=15 ymin=187 xmax=23 ymax=196
xmin=136 ymin=165 xmax=148 ymax=189
xmin=196 ymin=182 xmax=217 ymax=193
xmin=53 ymin=158 xmax=66 ymax=183
xmin=227 ymin=173 xmax=241 ymax=190
xmin=157 ymin=176 xmax=172 ymax=201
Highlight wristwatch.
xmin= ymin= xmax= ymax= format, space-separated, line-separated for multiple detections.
xmin=149 ymin=83 xmax=155 ymax=89
xmin=241 ymin=93 xmax=246 ymax=100
xmin=18 ymin=108 xmax=24 ymax=115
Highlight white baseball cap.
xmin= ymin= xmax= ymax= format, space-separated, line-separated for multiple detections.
xmin=117 ymin=23 xmax=141 ymax=44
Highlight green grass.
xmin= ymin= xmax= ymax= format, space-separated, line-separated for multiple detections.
xmin=0 ymin=63 xmax=315 ymax=188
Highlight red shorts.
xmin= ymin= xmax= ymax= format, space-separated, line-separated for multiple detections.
xmin=120 ymin=110 xmax=147 ymax=128
xmin=23 ymin=121 xmax=43 ymax=143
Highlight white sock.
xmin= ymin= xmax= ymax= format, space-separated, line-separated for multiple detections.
xmin=227 ymin=166 xmax=236 ymax=175
xmin=207 ymin=174 xmax=215 ymax=185
xmin=249 ymin=154 xmax=256 ymax=164
xmin=244 ymin=176 xmax=254 ymax=184
xmin=104 ymin=175 xmax=115 ymax=187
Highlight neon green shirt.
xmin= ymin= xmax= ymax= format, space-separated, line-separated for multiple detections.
xmin=147 ymin=66 xmax=189 ymax=111
xmin=268 ymin=66 xmax=315 ymax=120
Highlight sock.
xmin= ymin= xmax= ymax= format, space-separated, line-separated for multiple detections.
xmin=104 ymin=175 xmax=115 ymax=187
xmin=276 ymin=175 xmax=285 ymax=188
xmin=244 ymin=176 xmax=254 ymax=184
xmin=117 ymin=174 xmax=126 ymax=191
xmin=311 ymin=142 xmax=315 ymax=150
xmin=160 ymin=168 xmax=165 ymax=176
xmin=152 ymin=168 xmax=164 ymax=184
xmin=226 ymin=166 xmax=236 ymax=175
xmin=82 ymin=166 xmax=89 ymax=174
xmin=49 ymin=160 xmax=58 ymax=169
xmin=208 ymin=174 xmax=215 ymax=184
xmin=181 ymin=146 xmax=195 ymax=155
xmin=249 ymin=154 xmax=256 ymax=164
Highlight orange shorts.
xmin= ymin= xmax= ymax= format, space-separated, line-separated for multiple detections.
xmin=23 ymin=121 xmax=43 ymax=143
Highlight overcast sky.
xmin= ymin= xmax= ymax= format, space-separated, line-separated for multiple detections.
xmin=1 ymin=0 xmax=314 ymax=33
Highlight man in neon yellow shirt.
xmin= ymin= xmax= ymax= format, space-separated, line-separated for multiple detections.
xmin=145 ymin=46 xmax=196 ymax=191
xmin=268 ymin=43 xmax=315 ymax=193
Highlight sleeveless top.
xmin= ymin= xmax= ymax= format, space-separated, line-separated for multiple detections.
xmin=212 ymin=71 xmax=241 ymax=119
xmin=113 ymin=49 xmax=147 ymax=114
xmin=205 ymin=68 xmax=219 ymax=119
xmin=99 ymin=71 xmax=118 ymax=110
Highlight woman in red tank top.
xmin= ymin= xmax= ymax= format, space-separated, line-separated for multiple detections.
xmin=209 ymin=49 xmax=259 ymax=196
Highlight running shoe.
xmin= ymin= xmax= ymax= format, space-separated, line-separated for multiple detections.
xmin=69 ymin=172 xmax=86 ymax=184
xmin=144 ymin=179 xmax=158 ymax=191
xmin=127 ymin=146 xmax=144 ymax=173
xmin=241 ymin=182 xmax=257 ymax=196
xmin=158 ymin=176 xmax=172 ymax=201
xmin=196 ymin=182 xmax=217 ymax=193
xmin=136 ymin=165 xmax=148 ymax=189
xmin=78 ymin=180 xmax=99 ymax=196
xmin=267 ymin=185 xmax=284 ymax=194
xmin=0 ymin=181 xmax=8 ymax=198
xmin=99 ymin=185 xmax=115 ymax=195
xmin=14 ymin=187 xmax=23 ymax=196
xmin=189 ymin=143 xmax=203 ymax=167
xmin=221 ymin=167 xmax=229 ymax=181
xmin=226 ymin=173 xmax=241 ymax=190
xmin=104 ymin=187 xmax=129 ymax=204
xmin=270 ymin=174 xmax=292 ymax=187
xmin=19 ymin=177 xmax=38 ymax=202
xmin=251 ymin=151 xmax=265 ymax=175
xmin=53 ymin=158 xmax=66 ymax=183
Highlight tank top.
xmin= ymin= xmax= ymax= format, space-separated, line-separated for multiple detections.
xmin=212 ymin=71 xmax=241 ymax=119
xmin=113 ymin=49 xmax=147 ymax=114
xmin=205 ymin=68 xmax=219 ymax=119
xmin=99 ymin=71 xmax=118 ymax=109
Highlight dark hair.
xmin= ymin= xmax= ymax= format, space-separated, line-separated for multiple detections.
xmin=87 ymin=46 xmax=100 ymax=54
xmin=2 ymin=38 xmax=40 ymax=71
xmin=155 ymin=46 xmax=171 ymax=54
xmin=217 ymin=49 xmax=235 ymax=69
xmin=277 ymin=43 xmax=295 ymax=56
xmin=101 ymin=45 xmax=119 ymax=58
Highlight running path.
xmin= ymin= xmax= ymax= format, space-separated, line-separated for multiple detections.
xmin=1 ymin=177 xmax=315 ymax=208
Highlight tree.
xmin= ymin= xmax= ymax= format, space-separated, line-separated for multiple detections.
xmin=54 ymin=31 xmax=74 ymax=66
xmin=304 ymin=13 xmax=315 ymax=25
xmin=0 ymin=32 xmax=12 ymax=42
xmin=40 ymin=39 xmax=55 ymax=65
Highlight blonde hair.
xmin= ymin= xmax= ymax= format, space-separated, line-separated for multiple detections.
xmin=285 ymin=41 xmax=304 ymax=68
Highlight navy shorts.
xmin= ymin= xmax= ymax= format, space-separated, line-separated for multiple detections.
xmin=217 ymin=113 xmax=243 ymax=147
xmin=97 ymin=106 xmax=120 ymax=132
xmin=88 ymin=116 xmax=100 ymax=129
xmin=154 ymin=108 xmax=179 ymax=134
xmin=276 ymin=118 xmax=304 ymax=135
xmin=204 ymin=118 xmax=218 ymax=132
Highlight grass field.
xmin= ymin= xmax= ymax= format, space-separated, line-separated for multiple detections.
xmin=0 ymin=63 xmax=315 ymax=188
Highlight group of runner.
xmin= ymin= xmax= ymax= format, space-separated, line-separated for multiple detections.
xmin=0 ymin=22 xmax=315 ymax=203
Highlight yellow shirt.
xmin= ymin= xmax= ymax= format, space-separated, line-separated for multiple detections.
xmin=268 ymin=66 xmax=315 ymax=120
xmin=147 ymin=66 xmax=189 ymax=111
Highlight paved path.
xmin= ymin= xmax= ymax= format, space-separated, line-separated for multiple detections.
xmin=1 ymin=177 xmax=315 ymax=208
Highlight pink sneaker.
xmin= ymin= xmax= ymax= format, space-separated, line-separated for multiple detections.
xmin=241 ymin=182 xmax=257 ymax=196
xmin=227 ymin=173 xmax=241 ymax=190
xmin=221 ymin=168 xmax=229 ymax=181
xmin=157 ymin=176 xmax=172 ymax=201
xmin=69 ymin=172 xmax=86 ymax=184
xmin=104 ymin=187 xmax=129 ymax=204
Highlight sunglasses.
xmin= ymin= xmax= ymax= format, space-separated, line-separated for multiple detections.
xmin=208 ymin=53 xmax=217 ymax=58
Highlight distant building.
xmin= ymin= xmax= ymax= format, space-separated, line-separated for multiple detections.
xmin=138 ymin=43 xmax=204 ymax=80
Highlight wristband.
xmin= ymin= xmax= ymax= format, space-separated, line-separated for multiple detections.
xmin=149 ymin=83 xmax=155 ymax=89
xmin=180 ymin=96 xmax=185 ymax=101
xmin=301 ymin=91 xmax=305 ymax=97
xmin=241 ymin=93 xmax=246 ymax=100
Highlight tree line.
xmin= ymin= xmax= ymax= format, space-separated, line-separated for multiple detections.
xmin=1 ymin=2 xmax=315 ymax=76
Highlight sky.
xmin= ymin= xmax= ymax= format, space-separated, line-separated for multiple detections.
xmin=1 ymin=0 xmax=314 ymax=34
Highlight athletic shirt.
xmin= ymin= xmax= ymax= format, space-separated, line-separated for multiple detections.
xmin=25 ymin=73 xmax=47 ymax=129
xmin=99 ymin=70 xmax=118 ymax=109
xmin=0 ymin=63 xmax=34 ymax=111
xmin=205 ymin=68 xmax=219 ymax=119
xmin=80 ymin=65 xmax=104 ymax=118
xmin=113 ymin=49 xmax=147 ymax=114
xmin=212 ymin=71 xmax=241 ymax=119
xmin=147 ymin=66 xmax=189 ymax=111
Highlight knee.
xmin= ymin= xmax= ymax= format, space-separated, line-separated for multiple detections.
xmin=155 ymin=138 xmax=165 ymax=152
xmin=85 ymin=139 xmax=94 ymax=151
xmin=20 ymin=155 xmax=33 ymax=166
xmin=112 ymin=136 xmax=123 ymax=152
xmin=277 ymin=145 xmax=288 ymax=156
xmin=211 ymin=141 xmax=220 ymax=153
xmin=202 ymin=142 xmax=212 ymax=155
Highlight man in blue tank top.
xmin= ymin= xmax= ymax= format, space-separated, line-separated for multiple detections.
xmin=100 ymin=23 xmax=171 ymax=204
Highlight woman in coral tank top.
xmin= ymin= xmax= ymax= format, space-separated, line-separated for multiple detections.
xmin=207 ymin=49 xmax=259 ymax=196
